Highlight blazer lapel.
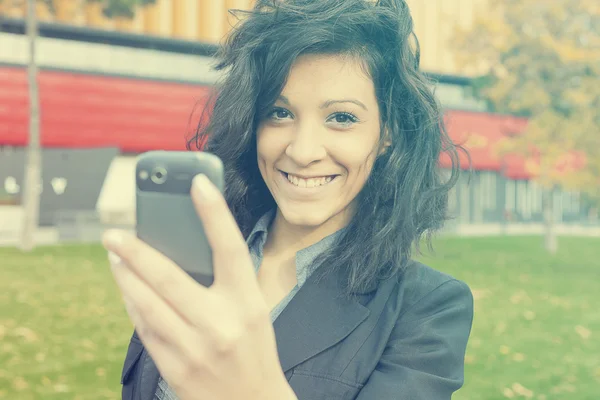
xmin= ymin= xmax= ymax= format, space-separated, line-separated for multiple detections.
xmin=138 ymin=351 xmax=160 ymax=400
xmin=273 ymin=268 xmax=370 ymax=373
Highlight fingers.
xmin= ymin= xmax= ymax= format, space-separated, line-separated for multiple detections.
xmin=190 ymin=175 xmax=258 ymax=292
xmin=103 ymin=230 xmax=214 ymax=326
xmin=109 ymin=254 xmax=195 ymax=354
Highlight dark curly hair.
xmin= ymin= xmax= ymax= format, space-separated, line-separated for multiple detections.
xmin=188 ymin=0 xmax=463 ymax=294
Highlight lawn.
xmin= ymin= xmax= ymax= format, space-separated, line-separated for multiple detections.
xmin=0 ymin=236 xmax=598 ymax=399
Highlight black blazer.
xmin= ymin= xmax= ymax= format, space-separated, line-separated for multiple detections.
xmin=120 ymin=260 xmax=474 ymax=400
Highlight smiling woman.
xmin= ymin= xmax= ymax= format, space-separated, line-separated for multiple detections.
xmin=257 ymin=54 xmax=385 ymax=230
xmin=113 ymin=1 xmax=474 ymax=400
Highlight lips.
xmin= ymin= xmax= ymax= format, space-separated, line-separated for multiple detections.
xmin=283 ymin=171 xmax=336 ymax=179
xmin=279 ymin=170 xmax=339 ymax=188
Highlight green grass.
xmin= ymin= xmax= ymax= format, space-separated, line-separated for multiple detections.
xmin=419 ymin=236 xmax=600 ymax=400
xmin=0 ymin=236 xmax=599 ymax=399
xmin=0 ymin=245 xmax=130 ymax=399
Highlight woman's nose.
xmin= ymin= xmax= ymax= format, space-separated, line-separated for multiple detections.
xmin=284 ymin=122 xmax=327 ymax=167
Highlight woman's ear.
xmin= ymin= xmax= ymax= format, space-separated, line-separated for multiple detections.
xmin=378 ymin=131 xmax=392 ymax=155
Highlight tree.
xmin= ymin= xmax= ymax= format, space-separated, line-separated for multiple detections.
xmin=99 ymin=0 xmax=156 ymax=19
xmin=37 ymin=0 xmax=157 ymax=20
xmin=453 ymin=0 xmax=600 ymax=254
xmin=20 ymin=0 xmax=42 ymax=251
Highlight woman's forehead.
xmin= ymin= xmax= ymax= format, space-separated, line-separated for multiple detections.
xmin=279 ymin=54 xmax=377 ymax=105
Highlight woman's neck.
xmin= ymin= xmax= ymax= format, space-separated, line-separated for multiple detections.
xmin=263 ymin=208 xmax=350 ymax=258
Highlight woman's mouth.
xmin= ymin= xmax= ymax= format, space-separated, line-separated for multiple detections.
xmin=280 ymin=171 xmax=338 ymax=188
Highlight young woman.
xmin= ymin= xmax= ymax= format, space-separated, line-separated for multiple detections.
xmin=104 ymin=1 xmax=474 ymax=399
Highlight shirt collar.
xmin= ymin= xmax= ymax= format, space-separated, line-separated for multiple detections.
xmin=246 ymin=210 xmax=345 ymax=288
xmin=246 ymin=209 xmax=275 ymax=250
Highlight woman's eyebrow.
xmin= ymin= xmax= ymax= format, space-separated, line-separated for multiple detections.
xmin=277 ymin=95 xmax=291 ymax=105
xmin=321 ymin=99 xmax=368 ymax=111
xmin=275 ymin=96 xmax=368 ymax=111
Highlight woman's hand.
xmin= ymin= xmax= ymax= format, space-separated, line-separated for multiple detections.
xmin=102 ymin=175 xmax=297 ymax=400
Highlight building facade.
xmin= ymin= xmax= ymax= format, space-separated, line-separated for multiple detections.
xmin=0 ymin=1 xmax=592 ymax=230
xmin=1 ymin=0 xmax=490 ymax=76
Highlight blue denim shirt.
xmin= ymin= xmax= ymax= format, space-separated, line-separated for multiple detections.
xmin=155 ymin=210 xmax=344 ymax=399
xmin=246 ymin=209 xmax=344 ymax=320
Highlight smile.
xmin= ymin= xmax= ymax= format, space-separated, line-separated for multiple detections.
xmin=280 ymin=171 xmax=338 ymax=188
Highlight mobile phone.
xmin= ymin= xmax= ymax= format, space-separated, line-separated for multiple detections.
xmin=135 ymin=151 xmax=224 ymax=287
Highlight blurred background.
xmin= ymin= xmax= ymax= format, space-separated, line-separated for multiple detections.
xmin=0 ymin=0 xmax=598 ymax=399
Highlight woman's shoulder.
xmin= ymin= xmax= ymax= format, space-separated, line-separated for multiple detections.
xmin=380 ymin=259 xmax=473 ymax=319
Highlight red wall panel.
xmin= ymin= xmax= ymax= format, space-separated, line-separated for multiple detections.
xmin=1 ymin=66 xmax=543 ymax=178
xmin=439 ymin=109 xmax=529 ymax=175
xmin=0 ymin=67 xmax=211 ymax=152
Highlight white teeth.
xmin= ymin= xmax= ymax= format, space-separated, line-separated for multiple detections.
xmin=286 ymin=173 xmax=334 ymax=188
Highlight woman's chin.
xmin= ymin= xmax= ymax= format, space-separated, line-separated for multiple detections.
xmin=278 ymin=207 xmax=331 ymax=229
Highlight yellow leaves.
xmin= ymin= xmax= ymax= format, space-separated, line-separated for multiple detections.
xmin=511 ymin=382 xmax=534 ymax=398
xmin=510 ymin=290 xmax=532 ymax=305
xmin=469 ymin=336 xmax=482 ymax=348
xmin=502 ymin=383 xmax=535 ymax=398
xmin=80 ymin=338 xmax=97 ymax=350
xmin=1 ymin=342 xmax=15 ymax=353
xmin=512 ymin=353 xmax=526 ymax=362
xmin=12 ymin=376 xmax=28 ymax=391
xmin=12 ymin=326 xmax=38 ymax=343
xmin=451 ymin=0 xmax=600 ymax=196
xmin=500 ymin=345 xmax=511 ymax=355
xmin=495 ymin=322 xmax=507 ymax=335
xmin=575 ymin=325 xmax=592 ymax=340
xmin=524 ymin=159 xmax=542 ymax=179
xmin=563 ymin=88 xmax=595 ymax=107
xmin=523 ymin=310 xmax=536 ymax=321
xmin=539 ymin=35 xmax=599 ymax=63
xmin=53 ymin=383 xmax=70 ymax=393
xmin=494 ymin=106 xmax=592 ymax=188
xmin=551 ymin=382 xmax=577 ymax=395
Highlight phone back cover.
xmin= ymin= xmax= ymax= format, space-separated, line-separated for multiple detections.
xmin=135 ymin=152 xmax=224 ymax=287
xmin=137 ymin=190 xmax=214 ymax=287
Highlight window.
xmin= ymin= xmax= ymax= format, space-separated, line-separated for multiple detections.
xmin=517 ymin=180 xmax=531 ymax=219
xmin=505 ymin=180 xmax=515 ymax=211
xmin=479 ymin=171 xmax=497 ymax=210
xmin=460 ymin=177 xmax=470 ymax=223
xmin=448 ymin=186 xmax=458 ymax=214
xmin=572 ymin=192 xmax=580 ymax=214
xmin=530 ymin=181 xmax=542 ymax=213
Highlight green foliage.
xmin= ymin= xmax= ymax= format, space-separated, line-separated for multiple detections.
xmin=453 ymin=0 xmax=600 ymax=191
xmin=34 ymin=0 xmax=158 ymax=20
xmin=101 ymin=0 xmax=156 ymax=19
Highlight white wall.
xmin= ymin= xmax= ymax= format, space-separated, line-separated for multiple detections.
xmin=0 ymin=32 xmax=221 ymax=84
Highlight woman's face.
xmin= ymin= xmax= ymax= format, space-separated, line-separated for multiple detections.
xmin=257 ymin=54 xmax=384 ymax=229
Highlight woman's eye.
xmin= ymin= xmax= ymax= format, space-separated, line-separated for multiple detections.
xmin=269 ymin=108 xmax=292 ymax=120
xmin=327 ymin=112 xmax=359 ymax=126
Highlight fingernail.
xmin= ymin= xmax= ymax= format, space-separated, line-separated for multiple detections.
xmin=108 ymin=251 xmax=122 ymax=265
xmin=103 ymin=230 xmax=123 ymax=249
xmin=192 ymin=174 xmax=217 ymax=201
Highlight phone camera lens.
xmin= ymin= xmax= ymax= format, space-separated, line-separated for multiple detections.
xmin=151 ymin=167 xmax=167 ymax=184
